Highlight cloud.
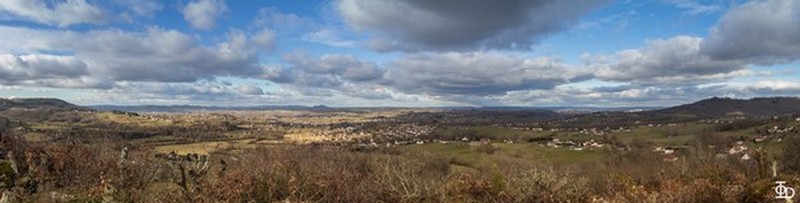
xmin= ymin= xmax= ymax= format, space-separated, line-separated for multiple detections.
xmin=592 ymin=36 xmax=746 ymax=85
xmin=74 ymin=28 xmax=262 ymax=82
xmin=664 ymin=0 xmax=725 ymax=15
xmin=252 ymin=28 xmax=277 ymax=51
xmin=0 ymin=54 xmax=88 ymax=81
xmin=724 ymin=81 xmax=800 ymax=96
xmin=266 ymin=53 xmax=384 ymax=88
xmin=237 ymin=85 xmax=264 ymax=95
xmin=0 ymin=0 xmax=106 ymax=27
xmin=701 ymin=0 xmax=800 ymax=65
xmin=254 ymin=7 xmax=317 ymax=31
xmin=115 ymin=0 xmax=163 ymax=17
xmin=384 ymin=52 xmax=591 ymax=96
xmin=337 ymin=0 xmax=609 ymax=51
xmin=302 ymin=28 xmax=358 ymax=47
xmin=182 ymin=0 xmax=227 ymax=30
xmin=0 ymin=26 xmax=266 ymax=86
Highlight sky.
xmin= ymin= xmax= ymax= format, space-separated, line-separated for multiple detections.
xmin=0 ymin=0 xmax=799 ymax=107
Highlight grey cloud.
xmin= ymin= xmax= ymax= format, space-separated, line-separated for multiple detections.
xmin=701 ymin=0 xmax=800 ymax=65
xmin=0 ymin=54 xmax=88 ymax=82
xmin=593 ymin=36 xmax=746 ymax=85
xmin=95 ymin=81 xmax=276 ymax=105
xmin=384 ymin=52 xmax=590 ymax=96
xmin=17 ymin=77 xmax=113 ymax=89
xmin=337 ymin=0 xmax=609 ymax=51
xmin=0 ymin=0 xmax=106 ymax=27
xmin=269 ymin=53 xmax=384 ymax=88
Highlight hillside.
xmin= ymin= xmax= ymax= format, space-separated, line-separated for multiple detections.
xmin=0 ymin=98 xmax=89 ymax=123
xmin=654 ymin=97 xmax=800 ymax=118
xmin=0 ymin=98 xmax=84 ymax=111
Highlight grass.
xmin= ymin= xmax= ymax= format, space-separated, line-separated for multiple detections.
xmin=396 ymin=142 xmax=609 ymax=171
xmin=612 ymin=122 xmax=711 ymax=146
xmin=151 ymin=138 xmax=261 ymax=155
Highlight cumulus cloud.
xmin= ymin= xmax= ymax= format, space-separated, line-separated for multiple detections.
xmin=0 ymin=0 xmax=106 ymax=27
xmin=337 ymin=0 xmax=609 ymax=51
xmin=384 ymin=52 xmax=591 ymax=96
xmin=265 ymin=53 xmax=384 ymax=88
xmin=0 ymin=54 xmax=88 ymax=81
xmin=701 ymin=0 xmax=800 ymax=65
xmin=0 ymin=26 xmax=266 ymax=87
xmin=592 ymin=36 xmax=746 ymax=85
xmin=182 ymin=0 xmax=227 ymax=30
xmin=74 ymin=28 xmax=262 ymax=82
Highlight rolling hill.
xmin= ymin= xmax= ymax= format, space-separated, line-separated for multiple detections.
xmin=0 ymin=98 xmax=85 ymax=111
xmin=654 ymin=97 xmax=800 ymax=118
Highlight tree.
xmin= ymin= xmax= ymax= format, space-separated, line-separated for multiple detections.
xmin=780 ymin=137 xmax=800 ymax=174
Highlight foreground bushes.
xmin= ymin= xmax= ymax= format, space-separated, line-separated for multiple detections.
xmin=0 ymin=134 xmax=791 ymax=202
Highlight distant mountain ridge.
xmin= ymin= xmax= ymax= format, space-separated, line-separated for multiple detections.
xmin=654 ymin=97 xmax=800 ymax=118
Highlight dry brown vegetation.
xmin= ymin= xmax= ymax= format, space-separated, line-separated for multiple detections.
xmin=1 ymin=131 xmax=799 ymax=202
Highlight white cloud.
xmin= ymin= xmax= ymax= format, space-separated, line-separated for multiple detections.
xmin=182 ymin=0 xmax=227 ymax=30
xmin=701 ymin=0 xmax=800 ymax=65
xmin=115 ymin=0 xmax=163 ymax=17
xmin=252 ymin=28 xmax=277 ymax=51
xmin=0 ymin=25 xmax=266 ymax=86
xmin=664 ymin=0 xmax=725 ymax=15
xmin=592 ymin=36 xmax=746 ymax=85
xmin=0 ymin=0 xmax=106 ymax=27
xmin=302 ymin=28 xmax=358 ymax=47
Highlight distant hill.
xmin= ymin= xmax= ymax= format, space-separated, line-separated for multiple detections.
xmin=0 ymin=98 xmax=89 ymax=123
xmin=89 ymin=104 xmax=341 ymax=113
xmin=654 ymin=97 xmax=800 ymax=118
xmin=0 ymin=98 xmax=85 ymax=111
